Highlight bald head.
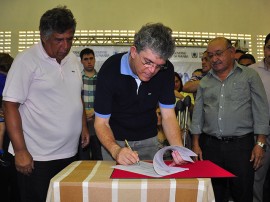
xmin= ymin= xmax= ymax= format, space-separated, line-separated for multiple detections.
xmin=208 ymin=37 xmax=232 ymax=48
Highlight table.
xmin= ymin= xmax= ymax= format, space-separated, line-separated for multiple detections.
xmin=46 ymin=161 xmax=215 ymax=202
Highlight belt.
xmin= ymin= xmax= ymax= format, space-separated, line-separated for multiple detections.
xmin=203 ymin=133 xmax=253 ymax=142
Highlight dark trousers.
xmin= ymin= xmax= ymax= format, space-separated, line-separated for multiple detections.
xmin=0 ymin=132 xmax=21 ymax=202
xmin=78 ymin=135 xmax=103 ymax=160
xmin=263 ymin=165 xmax=270 ymax=201
xmin=200 ymin=134 xmax=254 ymax=202
xmin=16 ymin=156 xmax=76 ymax=202
xmin=0 ymin=153 xmax=20 ymax=202
xmin=78 ymin=120 xmax=102 ymax=160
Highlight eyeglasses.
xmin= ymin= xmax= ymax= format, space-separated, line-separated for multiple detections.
xmin=138 ymin=54 xmax=167 ymax=71
xmin=207 ymin=46 xmax=231 ymax=59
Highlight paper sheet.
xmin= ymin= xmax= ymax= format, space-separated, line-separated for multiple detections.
xmin=112 ymin=146 xmax=197 ymax=177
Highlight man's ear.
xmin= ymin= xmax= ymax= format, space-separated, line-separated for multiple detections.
xmin=40 ymin=34 xmax=46 ymax=43
xmin=130 ymin=46 xmax=137 ymax=59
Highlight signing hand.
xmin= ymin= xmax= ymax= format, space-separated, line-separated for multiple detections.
xmin=114 ymin=147 xmax=139 ymax=165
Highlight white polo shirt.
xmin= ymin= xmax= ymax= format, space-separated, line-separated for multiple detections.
xmin=3 ymin=42 xmax=83 ymax=161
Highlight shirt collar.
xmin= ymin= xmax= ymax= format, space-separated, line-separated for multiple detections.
xmin=120 ymin=51 xmax=138 ymax=79
xmin=207 ymin=61 xmax=242 ymax=78
xmin=82 ymin=69 xmax=97 ymax=78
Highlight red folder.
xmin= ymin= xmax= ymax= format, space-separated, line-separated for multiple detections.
xmin=111 ymin=160 xmax=235 ymax=179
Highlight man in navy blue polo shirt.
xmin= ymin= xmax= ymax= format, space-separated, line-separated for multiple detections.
xmin=94 ymin=23 xmax=185 ymax=165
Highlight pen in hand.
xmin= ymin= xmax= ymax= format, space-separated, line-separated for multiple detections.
xmin=125 ymin=139 xmax=140 ymax=165
xmin=125 ymin=139 xmax=132 ymax=150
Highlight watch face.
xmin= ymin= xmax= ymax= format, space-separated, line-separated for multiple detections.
xmin=257 ymin=142 xmax=267 ymax=150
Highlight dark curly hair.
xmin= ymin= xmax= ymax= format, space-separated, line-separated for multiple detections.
xmin=39 ymin=5 xmax=76 ymax=39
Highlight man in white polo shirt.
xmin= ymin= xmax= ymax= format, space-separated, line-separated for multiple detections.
xmin=2 ymin=6 xmax=89 ymax=202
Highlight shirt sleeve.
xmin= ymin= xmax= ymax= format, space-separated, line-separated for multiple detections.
xmin=190 ymin=85 xmax=204 ymax=135
xmin=94 ymin=61 xmax=114 ymax=116
xmin=158 ymin=61 xmax=176 ymax=107
xmin=3 ymin=55 xmax=33 ymax=104
xmin=250 ymin=70 xmax=270 ymax=135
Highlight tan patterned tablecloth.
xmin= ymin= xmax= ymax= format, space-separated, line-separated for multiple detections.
xmin=46 ymin=161 xmax=215 ymax=202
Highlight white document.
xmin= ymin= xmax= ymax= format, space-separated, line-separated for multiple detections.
xmin=112 ymin=146 xmax=197 ymax=177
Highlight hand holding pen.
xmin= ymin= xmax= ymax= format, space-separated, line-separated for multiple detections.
xmin=125 ymin=140 xmax=140 ymax=165
xmin=113 ymin=140 xmax=140 ymax=165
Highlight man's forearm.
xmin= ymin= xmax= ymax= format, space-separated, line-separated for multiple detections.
xmin=162 ymin=116 xmax=183 ymax=146
xmin=192 ymin=134 xmax=200 ymax=147
xmin=82 ymin=109 xmax=89 ymax=133
xmin=3 ymin=101 xmax=27 ymax=152
xmin=94 ymin=118 xmax=121 ymax=159
xmin=183 ymin=80 xmax=200 ymax=93
xmin=81 ymin=99 xmax=89 ymax=130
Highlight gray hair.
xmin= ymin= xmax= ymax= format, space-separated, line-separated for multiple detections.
xmin=39 ymin=5 xmax=76 ymax=39
xmin=134 ymin=23 xmax=175 ymax=60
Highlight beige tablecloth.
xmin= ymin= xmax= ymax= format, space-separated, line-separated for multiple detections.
xmin=46 ymin=161 xmax=215 ymax=202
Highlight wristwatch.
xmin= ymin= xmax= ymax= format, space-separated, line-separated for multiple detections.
xmin=256 ymin=141 xmax=267 ymax=151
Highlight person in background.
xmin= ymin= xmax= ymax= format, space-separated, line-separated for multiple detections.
xmin=79 ymin=48 xmax=102 ymax=160
xmin=156 ymin=106 xmax=171 ymax=159
xmin=0 ymin=53 xmax=13 ymax=166
xmin=234 ymin=49 xmax=246 ymax=61
xmin=174 ymin=72 xmax=185 ymax=101
xmin=182 ymin=51 xmax=211 ymax=95
xmin=191 ymin=68 xmax=203 ymax=79
xmin=174 ymin=72 xmax=193 ymax=149
xmin=0 ymin=53 xmax=20 ymax=202
xmin=0 ymin=111 xmax=5 ymax=167
xmin=94 ymin=23 xmax=185 ymax=166
xmin=2 ymin=6 xmax=89 ymax=202
xmin=249 ymin=33 xmax=270 ymax=202
xmin=238 ymin=53 xmax=256 ymax=66
xmin=191 ymin=37 xmax=269 ymax=202
xmin=174 ymin=72 xmax=194 ymax=111
xmin=156 ymin=106 xmax=167 ymax=147
xmin=0 ymin=53 xmax=13 ymax=94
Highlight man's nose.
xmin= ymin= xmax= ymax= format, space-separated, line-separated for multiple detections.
xmin=148 ymin=65 xmax=156 ymax=73
xmin=63 ymin=39 xmax=71 ymax=49
xmin=211 ymin=55 xmax=219 ymax=62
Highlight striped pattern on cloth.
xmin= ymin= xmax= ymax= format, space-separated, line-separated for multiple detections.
xmin=46 ymin=161 xmax=215 ymax=202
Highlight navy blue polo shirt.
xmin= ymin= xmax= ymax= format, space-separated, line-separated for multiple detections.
xmin=94 ymin=52 xmax=175 ymax=141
